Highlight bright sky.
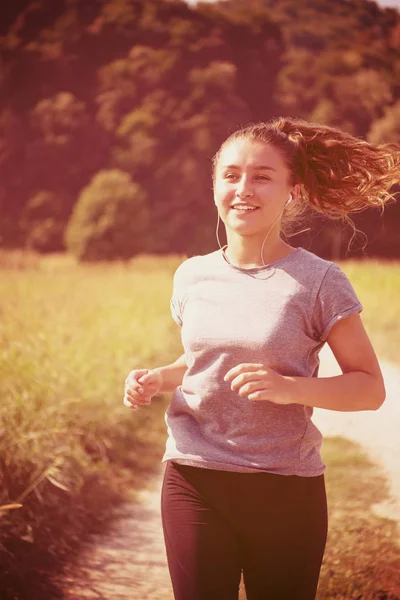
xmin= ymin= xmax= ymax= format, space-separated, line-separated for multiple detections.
xmin=185 ymin=0 xmax=400 ymax=10
xmin=376 ymin=0 xmax=400 ymax=7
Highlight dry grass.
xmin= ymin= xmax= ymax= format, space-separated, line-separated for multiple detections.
xmin=317 ymin=437 xmax=400 ymax=600
xmin=341 ymin=260 xmax=400 ymax=365
xmin=0 ymin=252 xmax=184 ymax=598
xmin=0 ymin=249 xmax=41 ymax=270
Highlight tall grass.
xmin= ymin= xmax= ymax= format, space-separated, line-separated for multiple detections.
xmin=0 ymin=253 xmax=184 ymax=597
xmin=342 ymin=260 xmax=400 ymax=365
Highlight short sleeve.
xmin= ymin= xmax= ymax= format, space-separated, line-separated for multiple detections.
xmin=313 ymin=263 xmax=363 ymax=341
xmin=170 ymin=296 xmax=182 ymax=327
xmin=170 ymin=263 xmax=186 ymax=327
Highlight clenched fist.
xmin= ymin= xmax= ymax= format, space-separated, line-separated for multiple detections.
xmin=224 ymin=363 xmax=294 ymax=405
xmin=123 ymin=369 xmax=163 ymax=409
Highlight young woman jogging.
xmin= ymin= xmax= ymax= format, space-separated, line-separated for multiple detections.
xmin=123 ymin=117 xmax=399 ymax=600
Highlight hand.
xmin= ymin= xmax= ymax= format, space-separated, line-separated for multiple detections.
xmin=123 ymin=369 xmax=163 ymax=409
xmin=224 ymin=363 xmax=294 ymax=405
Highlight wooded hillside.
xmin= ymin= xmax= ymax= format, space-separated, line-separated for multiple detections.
xmin=1 ymin=0 xmax=399 ymax=259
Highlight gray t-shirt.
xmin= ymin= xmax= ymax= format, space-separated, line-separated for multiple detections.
xmin=162 ymin=247 xmax=362 ymax=477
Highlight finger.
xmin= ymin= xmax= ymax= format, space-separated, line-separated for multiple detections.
xmin=123 ymin=397 xmax=138 ymax=409
xmin=125 ymin=387 xmax=143 ymax=400
xmin=135 ymin=394 xmax=152 ymax=405
xmin=138 ymin=373 xmax=155 ymax=385
xmin=125 ymin=380 xmax=144 ymax=393
xmin=236 ymin=381 xmax=266 ymax=398
xmin=224 ymin=363 xmax=265 ymax=382
xmin=136 ymin=380 xmax=159 ymax=393
xmin=138 ymin=371 xmax=163 ymax=388
xmin=126 ymin=369 xmax=149 ymax=385
xmin=230 ymin=371 xmax=266 ymax=392
xmin=125 ymin=382 xmax=144 ymax=396
xmin=247 ymin=390 xmax=269 ymax=402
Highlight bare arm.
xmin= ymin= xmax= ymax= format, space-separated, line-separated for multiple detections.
xmin=226 ymin=314 xmax=385 ymax=412
xmin=287 ymin=313 xmax=385 ymax=411
xmin=153 ymin=354 xmax=188 ymax=393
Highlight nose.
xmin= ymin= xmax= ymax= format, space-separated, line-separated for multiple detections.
xmin=236 ymin=176 xmax=254 ymax=198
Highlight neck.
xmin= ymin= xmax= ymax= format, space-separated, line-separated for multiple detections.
xmin=224 ymin=231 xmax=291 ymax=269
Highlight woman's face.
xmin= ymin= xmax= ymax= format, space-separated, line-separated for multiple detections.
xmin=213 ymin=138 xmax=295 ymax=239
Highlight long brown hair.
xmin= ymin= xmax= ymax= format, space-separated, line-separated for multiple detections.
xmin=212 ymin=117 xmax=400 ymax=230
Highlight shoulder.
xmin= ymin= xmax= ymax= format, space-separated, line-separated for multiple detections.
xmin=294 ymin=248 xmax=336 ymax=275
xmin=173 ymin=251 xmax=221 ymax=285
xmin=290 ymin=248 xmax=356 ymax=295
xmin=293 ymin=247 xmax=351 ymax=284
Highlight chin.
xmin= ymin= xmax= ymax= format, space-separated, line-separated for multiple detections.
xmin=228 ymin=226 xmax=265 ymax=238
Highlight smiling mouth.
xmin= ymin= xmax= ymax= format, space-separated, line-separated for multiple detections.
xmin=231 ymin=205 xmax=259 ymax=212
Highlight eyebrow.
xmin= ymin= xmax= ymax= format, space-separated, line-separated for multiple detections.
xmin=222 ymin=164 xmax=276 ymax=172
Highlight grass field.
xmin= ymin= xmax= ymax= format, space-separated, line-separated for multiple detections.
xmin=0 ymin=252 xmax=184 ymax=598
xmin=318 ymin=437 xmax=400 ymax=600
xmin=343 ymin=260 xmax=400 ymax=365
xmin=1 ymin=251 xmax=399 ymax=599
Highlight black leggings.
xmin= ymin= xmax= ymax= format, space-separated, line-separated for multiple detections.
xmin=161 ymin=461 xmax=328 ymax=600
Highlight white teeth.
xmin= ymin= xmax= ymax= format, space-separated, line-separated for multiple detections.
xmin=232 ymin=205 xmax=258 ymax=211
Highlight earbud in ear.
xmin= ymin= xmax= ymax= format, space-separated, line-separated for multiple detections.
xmin=286 ymin=194 xmax=293 ymax=206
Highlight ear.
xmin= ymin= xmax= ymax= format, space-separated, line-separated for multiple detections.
xmin=292 ymin=184 xmax=301 ymax=199
xmin=287 ymin=185 xmax=300 ymax=206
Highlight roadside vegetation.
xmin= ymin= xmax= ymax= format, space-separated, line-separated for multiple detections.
xmin=318 ymin=437 xmax=400 ymax=600
xmin=342 ymin=260 xmax=400 ymax=365
xmin=0 ymin=252 xmax=183 ymax=598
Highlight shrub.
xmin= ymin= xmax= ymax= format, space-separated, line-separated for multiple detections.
xmin=21 ymin=190 xmax=67 ymax=252
xmin=368 ymin=100 xmax=400 ymax=145
xmin=65 ymin=169 xmax=149 ymax=261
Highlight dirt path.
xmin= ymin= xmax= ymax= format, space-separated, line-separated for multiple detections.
xmin=313 ymin=346 xmax=400 ymax=528
xmin=60 ymin=473 xmax=172 ymax=600
xmin=60 ymin=349 xmax=400 ymax=599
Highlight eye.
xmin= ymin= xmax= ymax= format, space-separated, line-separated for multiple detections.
xmin=224 ymin=172 xmax=238 ymax=180
xmin=255 ymin=175 xmax=271 ymax=181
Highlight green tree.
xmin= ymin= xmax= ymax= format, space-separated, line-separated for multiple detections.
xmin=111 ymin=60 xmax=250 ymax=254
xmin=31 ymin=92 xmax=87 ymax=145
xmin=0 ymin=109 xmax=26 ymax=246
xmin=96 ymin=46 xmax=177 ymax=133
xmin=368 ymin=100 xmax=400 ymax=144
xmin=65 ymin=169 xmax=149 ymax=261
xmin=21 ymin=190 xmax=68 ymax=252
xmin=326 ymin=69 xmax=393 ymax=135
xmin=2 ymin=0 xmax=400 ymax=258
xmin=28 ymin=91 xmax=108 ymax=214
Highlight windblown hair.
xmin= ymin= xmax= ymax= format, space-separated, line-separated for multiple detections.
xmin=212 ymin=117 xmax=400 ymax=229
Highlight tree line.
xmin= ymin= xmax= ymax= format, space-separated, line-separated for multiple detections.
xmin=1 ymin=0 xmax=399 ymax=260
